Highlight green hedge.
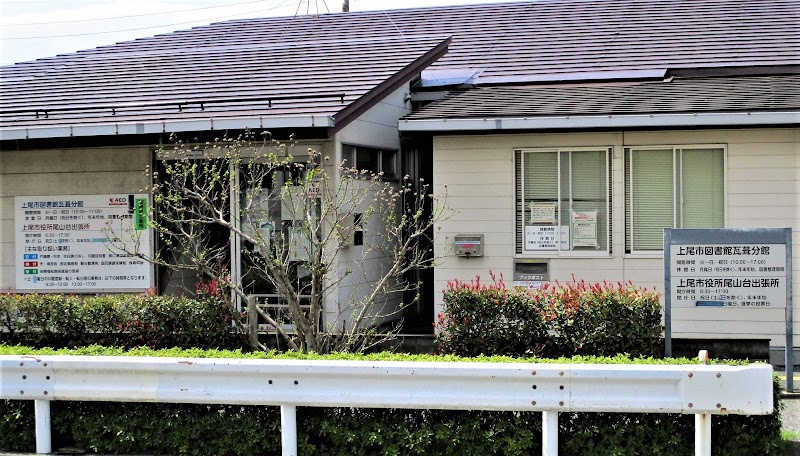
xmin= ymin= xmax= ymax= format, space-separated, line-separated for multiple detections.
xmin=0 ymin=292 xmax=245 ymax=350
xmin=0 ymin=346 xmax=782 ymax=455
xmin=435 ymin=274 xmax=663 ymax=358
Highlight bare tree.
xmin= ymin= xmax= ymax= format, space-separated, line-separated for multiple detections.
xmin=110 ymin=130 xmax=448 ymax=353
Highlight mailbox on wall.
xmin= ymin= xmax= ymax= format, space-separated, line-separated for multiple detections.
xmin=513 ymin=260 xmax=549 ymax=290
xmin=454 ymin=234 xmax=484 ymax=257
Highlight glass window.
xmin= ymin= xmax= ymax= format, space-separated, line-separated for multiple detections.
xmin=342 ymin=144 xmax=398 ymax=178
xmin=515 ymin=148 xmax=611 ymax=255
xmin=381 ymin=150 xmax=397 ymax=178
xmin=625 ymin=146 xmax=725 ymax=252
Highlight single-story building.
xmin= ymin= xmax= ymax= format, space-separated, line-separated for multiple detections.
xmin=401 ymin=75 xmax=799 ymax=363
xmin=0 ymin=32 xmax=451 ymax=332
xmin=1 ymin=0 xmax=798 ymax=361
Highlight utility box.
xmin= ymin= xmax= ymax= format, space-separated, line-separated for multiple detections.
xmin=454 ymin=234 xmax=484 ymax=257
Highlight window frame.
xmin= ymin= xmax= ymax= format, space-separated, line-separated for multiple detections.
xmin=625 ymin=144 xmax=727 ymax=256
xmin=341 ymin=144 xmax=399 ymax=179
xmin=514 ymin=146 xmax=612 ymax=258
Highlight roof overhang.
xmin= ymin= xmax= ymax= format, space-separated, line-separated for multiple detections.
xmin=329 ymin=36 xmax=451 ymax=134
xmin=399 ymin=111 xmax=800 ymax=132
xmin=0 ymin=115 xmax=335 ymax=141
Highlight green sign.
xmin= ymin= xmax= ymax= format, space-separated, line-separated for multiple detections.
xmin=24 ymin=268 xmax=38 ymax=274
xmin=134 ymin=198 xmax=148 ymax=231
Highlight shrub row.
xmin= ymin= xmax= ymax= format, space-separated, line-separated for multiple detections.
xmin=435 ymin=274 xmax=663 ymax=358
xmin=0 ymin=289 xmax=245 ymax=350
xmin=0 ymin=346 xmax=782 ymax=455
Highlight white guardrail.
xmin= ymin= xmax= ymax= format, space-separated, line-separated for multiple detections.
xmin=0 ymin=354 xmax=773 ymax=456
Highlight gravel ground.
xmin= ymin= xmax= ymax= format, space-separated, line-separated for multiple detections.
xmin=781 ymin=372 xmax=800 ymax=455
xmin=785 ymin=399 xmax=800 ymax=455
xmin=784 ymin=394 xmax=800 ymax=432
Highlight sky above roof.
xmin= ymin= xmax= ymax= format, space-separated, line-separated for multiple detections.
xmin=0 ymin=0 xmax=512 ymax=66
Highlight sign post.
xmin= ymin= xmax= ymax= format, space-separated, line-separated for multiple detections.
xmin=664 ymin=228 xmax=793 ymax=389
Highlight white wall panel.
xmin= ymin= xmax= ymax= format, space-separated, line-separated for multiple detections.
xmin=335 ymin=86 xmax=409 ymax=150
xmin=433 ymin=128 xmax=799 ymax=352
xmin=330 ymin=89 xmax=413 ymax=329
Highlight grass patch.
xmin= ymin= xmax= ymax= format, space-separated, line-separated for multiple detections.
xmin=783 ymin=430 xmax=800 ymax=441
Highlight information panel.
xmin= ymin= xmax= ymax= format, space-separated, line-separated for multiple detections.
xmin=663 ymin=228 xmax=792 ymax=385
xmin=524 ymin=225 xmax=569 ymax=251
xmin=571 ymin=210 xmax=598 ymax=248
xmin=15 ymin=194 xmax=152 ymax=291
xmin=670 ymin=243 xmax=787 ymax=308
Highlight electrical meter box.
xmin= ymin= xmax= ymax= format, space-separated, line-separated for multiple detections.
xmin=454 ymin=234 xmax=484 ymax=257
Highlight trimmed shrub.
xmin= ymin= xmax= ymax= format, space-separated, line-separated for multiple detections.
xmin=537 ymin=278 xmax=662 ymax=357
xmin=0 ymin=346 xmax=782 ymax=455
xmin=433 ymin=273 xmax=547 ymax=357
xmin=0 ymin=290 xmax=245 ymax=350
xmin=435 ymin=274 xmax=662 ymax=358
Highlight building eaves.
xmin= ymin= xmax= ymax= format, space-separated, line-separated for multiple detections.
xmin=399 ymin=75 xmax=800 ymax=131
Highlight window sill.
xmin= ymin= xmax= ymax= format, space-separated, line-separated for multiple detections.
xmin=623 ymin=253 xmax=665 ymax=259
xmin=516 ymin=251 xmax=611 ymax=259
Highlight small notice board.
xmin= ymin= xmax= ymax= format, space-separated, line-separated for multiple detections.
xmin=571 ymin=210 xmax=598 ymax=248
xmin=525 ymin=225 xmax=569 ymax=251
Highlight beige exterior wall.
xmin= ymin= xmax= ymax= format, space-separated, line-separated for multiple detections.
xmin=433 ymin=127 xmax=799 ymax=353
xmin=0 ymin=146 xmax=151 ymax=291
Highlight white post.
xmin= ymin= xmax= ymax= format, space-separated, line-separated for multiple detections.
xmin=229 ymin=161 xmax=242 ymax=312
xmin=695 ymin=413 xmax=711 ymax=456
xmin=542 ymin=411 xmax=558 ymax=456
xmin=281 ymin=405 xmax=298 ymax=456
xmin=34 ymin=400 xmax=51 ymax=454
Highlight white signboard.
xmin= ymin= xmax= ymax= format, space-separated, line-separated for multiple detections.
xmin=670 ymin=244 xmax=787 ymax=308
xmin=571 ymin=210 xmax=598 ymax=247
xmin=664 ymin=228 xmax=792 ymax=386
xmin=529 ymin=202 xmax=556 ymax=224
xmin=15 ymin=194 xmax=152 ymax=291
xmin=288 ymin=226 xmax=311 ymax=262
xmin=525 ymin=225 xmax=569 ymax=251
xmin=306 ymin=179 xmax=322 ymax=199
xmin=513 ymin=280 xmax=547 ymax=290
xmin=243 ymin=188 xmax=273 ymax=246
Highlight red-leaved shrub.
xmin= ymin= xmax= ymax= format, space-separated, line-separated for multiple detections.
xmin=435 ymin=273 xmax=662 ymax=358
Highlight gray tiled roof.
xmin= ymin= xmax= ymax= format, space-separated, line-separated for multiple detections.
xmin=403 ymin=75 xmax=800 ymax=120
xmin=8 ymin=0 xmax=792 ymax=82
xmin=0 ymin=35 xmax=448 ymax=136
xmin=1 ymin=0 xmax=798 ymax=138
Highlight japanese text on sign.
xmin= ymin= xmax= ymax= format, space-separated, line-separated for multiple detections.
xmin=15 ymin=194 xmax=152 ymax=292
xmin=525 ymin=225 xmax=569 ymax=251
xmin=670 ymin=243 xmax=786 ymax=308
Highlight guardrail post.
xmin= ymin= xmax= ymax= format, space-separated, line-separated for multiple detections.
xmin=695 ymin=413 xmax=711 ymax=456
xmin=693 ymin=350 xmax=712 ymax=455
xmin=542 ymin=411 xmax=558 ymax=456
xmin=34 ymin=399 xmax=51 ymax=454
xmin=281 ymin=405 xmax=297 ymax=456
